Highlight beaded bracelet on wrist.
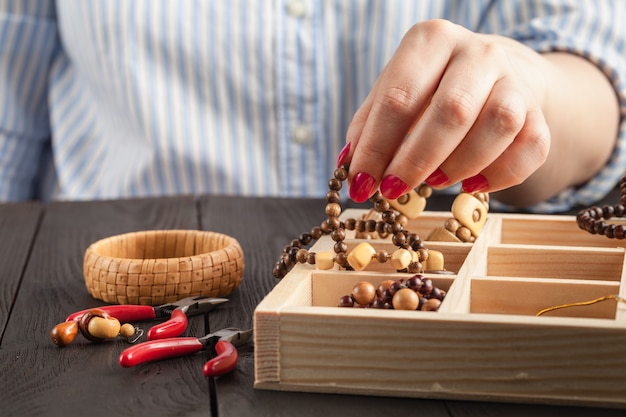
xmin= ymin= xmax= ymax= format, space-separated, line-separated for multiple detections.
xmin=576 ymin=176 xmax=626 ymax=239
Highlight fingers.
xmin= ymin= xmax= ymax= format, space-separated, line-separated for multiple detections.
xmin=344 ymin=20 xmax=457 ymax=202
xmin=462 ymin=108 xmax=550 ymax=193
xmin=379 ymin=37 xmax=506 ymax=197
xmin=424 ymin=76 xmax=530 ymax=189
xmin=342 ymin=20 xmax=552 ymax=202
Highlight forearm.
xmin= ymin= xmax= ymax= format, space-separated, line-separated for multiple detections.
xmin=494 ymin=52 xmax=620 ymax=207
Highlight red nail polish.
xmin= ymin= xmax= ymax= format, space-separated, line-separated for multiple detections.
xmin=425 ymin=168 xmax=449 ymax=187
xmin=350 ymin=172 xmax=376 ymax=203
xmin=337 ymin=142 xmax=351 ymax=168
xmin=380 ymin=175 xmax=410 ymax=200
xmin=462 ymin=174 xmax=489 ymax=193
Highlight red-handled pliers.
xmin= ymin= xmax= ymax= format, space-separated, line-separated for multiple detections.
xmin=119 ymin=327 xmax=253 ymax=377
xmin=65 ymin=296 xmax=228 ymax=340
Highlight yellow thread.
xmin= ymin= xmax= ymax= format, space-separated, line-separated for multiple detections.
xmin=536 ymin=294 xmax=626 ymax=317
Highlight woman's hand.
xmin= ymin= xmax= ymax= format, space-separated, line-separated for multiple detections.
xmin=340 ymin=19 xmax=581 ymax=205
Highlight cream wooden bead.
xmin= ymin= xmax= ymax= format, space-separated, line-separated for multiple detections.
xmin=316 ymin=252 xmax=335 ymax=270
xmin=87 ymin=316 xmax=121 ymax=339
xmin=423 ymin=249 xmax=445 ymax=271
xmin=390 ymin=249 xmax=412 ymax=270
xmin=388 ymin=189 xmax=426 ymax=219
xmin=451 ymin=193 xmax=487 ymax=237
xmin=347 ymin=242 xmax=376 ymax=271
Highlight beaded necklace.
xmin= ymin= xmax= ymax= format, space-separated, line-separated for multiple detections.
xmin=273 ymin=164 xmax=432 ymax=279
xmin=576 ymin=175 xmax=626 ymax=239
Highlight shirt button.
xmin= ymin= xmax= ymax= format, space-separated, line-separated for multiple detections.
xmin=291 ymin=124 xmax=313 ymax=144
xmin=286 ymin=0 xmax=307 ymax=18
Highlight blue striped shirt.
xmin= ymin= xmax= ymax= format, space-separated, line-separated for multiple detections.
xmin=1 ymin=0 xmax=625 ymax=212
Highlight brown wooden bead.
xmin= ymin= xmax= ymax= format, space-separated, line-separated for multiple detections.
xmin=407 ymin=261 xmax=422 ymax=273
xmin=344 ymin=218 xmax=356 ymax=230
xmin=392 ymin=288 xmax=419 ymax=310
xmin=290 ymin=239 xmax=302 ymax=248
xmin=326 ymin=190 xmax=341 ymax=203
xmin=330 ymin=229 xmax=346 ymax=242
xmin=307 ymin=252 xmax=317 ymax=264
xmin=352 ymin=281 xmax=377 ymax=305
xmin=418 ymin=184 xmax=432 ymax=198
xmin=299 ymin=233 xmax=312 ymax=245
xmin=421 ymin=298 xmax=442 ymax=311
xmin=396 ymin=194 xmax=409 ymax=204
xmin=455 ymin=226 xmax=472 ymax=242
xmin=328 ymin=178 xmax=342 ymax=191
xmin=296 ymin=249 xmax=308 ymax=263
xmin=381 ymin=210 xmax=396 ymax=224
xmin=392 ymin=232 xmax=407 ymax=247
xmin=369 ymin=191 xmax=383 ymax=204
xmin=327 ymin=217 xmax=341 ymax=230
xmin=334 ymin=241 xmax=348 ymax=254
xmin=376 ymin=250 xmax=389 ymax=263
xmin=310 ymin=226 xmax=323 ymax=239
xmin=334 ymin=166 xmax=348 ymax=181
xmin=377 ymin=279 xmax=395 ymax=297
xmin=444 ymin=218 xmax=461 ymax=233
xmin=335 ymin=252 xmax=349 ymax=267
xmin=50 ymin=320 xmax=79 ymax=347
xmin=325 ymin=203 xmax=341 ymax=217
xmin=374 ymin=199 xmax=390 ymax=212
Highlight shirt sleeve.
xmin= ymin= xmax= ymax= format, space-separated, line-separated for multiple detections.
xmin=0 ymin=1 xmax=58 ymax=202
xmin=486 ymin=0 xmax=626 ymax=213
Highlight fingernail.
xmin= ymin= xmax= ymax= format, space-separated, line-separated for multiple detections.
xmin=425 ymin=168 xmax=449 ymax=187
xmin=350 ymin=172 xmax=376 ymax=203
xmin=380 ymin=175 xmax=410 ymax=200
xmin=462 ymin=174 xmax=489 ymax=193
xmin=337 ymin=142 xmax=351 ymax=168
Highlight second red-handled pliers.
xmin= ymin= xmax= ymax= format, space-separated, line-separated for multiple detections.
xmin=119 ymin=327 xmax=253 ymax=377
xmin=65 ymin=296 xmax=228 ymax=340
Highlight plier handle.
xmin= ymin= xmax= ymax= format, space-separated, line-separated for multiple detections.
xmin=119 ymin=327 xmax=253 ymax=377
xmin=63 ymin=296 xmax=228 ymax=340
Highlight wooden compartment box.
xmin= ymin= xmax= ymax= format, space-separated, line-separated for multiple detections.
xmin=254 ymin=210 xmax=626 ymax=408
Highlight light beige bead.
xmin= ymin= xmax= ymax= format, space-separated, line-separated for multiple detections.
xmin=346 ymin=242 xmax=376 ymax=271
xmin=390 ymin=249 xmax=412 ymax=270
xmin=87 ymin=316 xmax=121 ymax=339
xmin=451 ymin=193 xmax=487 ymax=237
xmin=315 ymin=252 xmax=335 ymax=270
xmin=388 ymin=189 xmax=426 ymax=219
xmin=423 ymin=249 xmax=445 ymax=271
xmin=120 ymin=323 xmax=136 ymax=339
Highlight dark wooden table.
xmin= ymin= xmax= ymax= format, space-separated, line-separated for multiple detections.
xmin=1 ymin=192 xmax=624 ymax=417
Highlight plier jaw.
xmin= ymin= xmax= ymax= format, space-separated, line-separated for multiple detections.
xmin=154 ymin=296 xmax=229 ymax=318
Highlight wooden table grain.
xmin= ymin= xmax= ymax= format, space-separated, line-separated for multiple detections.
xmin=0 ymin=193 xmax=623 ymax=417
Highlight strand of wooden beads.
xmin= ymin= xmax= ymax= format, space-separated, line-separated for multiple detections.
xmin=273 ymin=164 xmax=429 ymax=279
xmin=337 ymin=274 xmax=445 ymax=311
xmin=576 ymin=175 xmax=626 ymax=239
